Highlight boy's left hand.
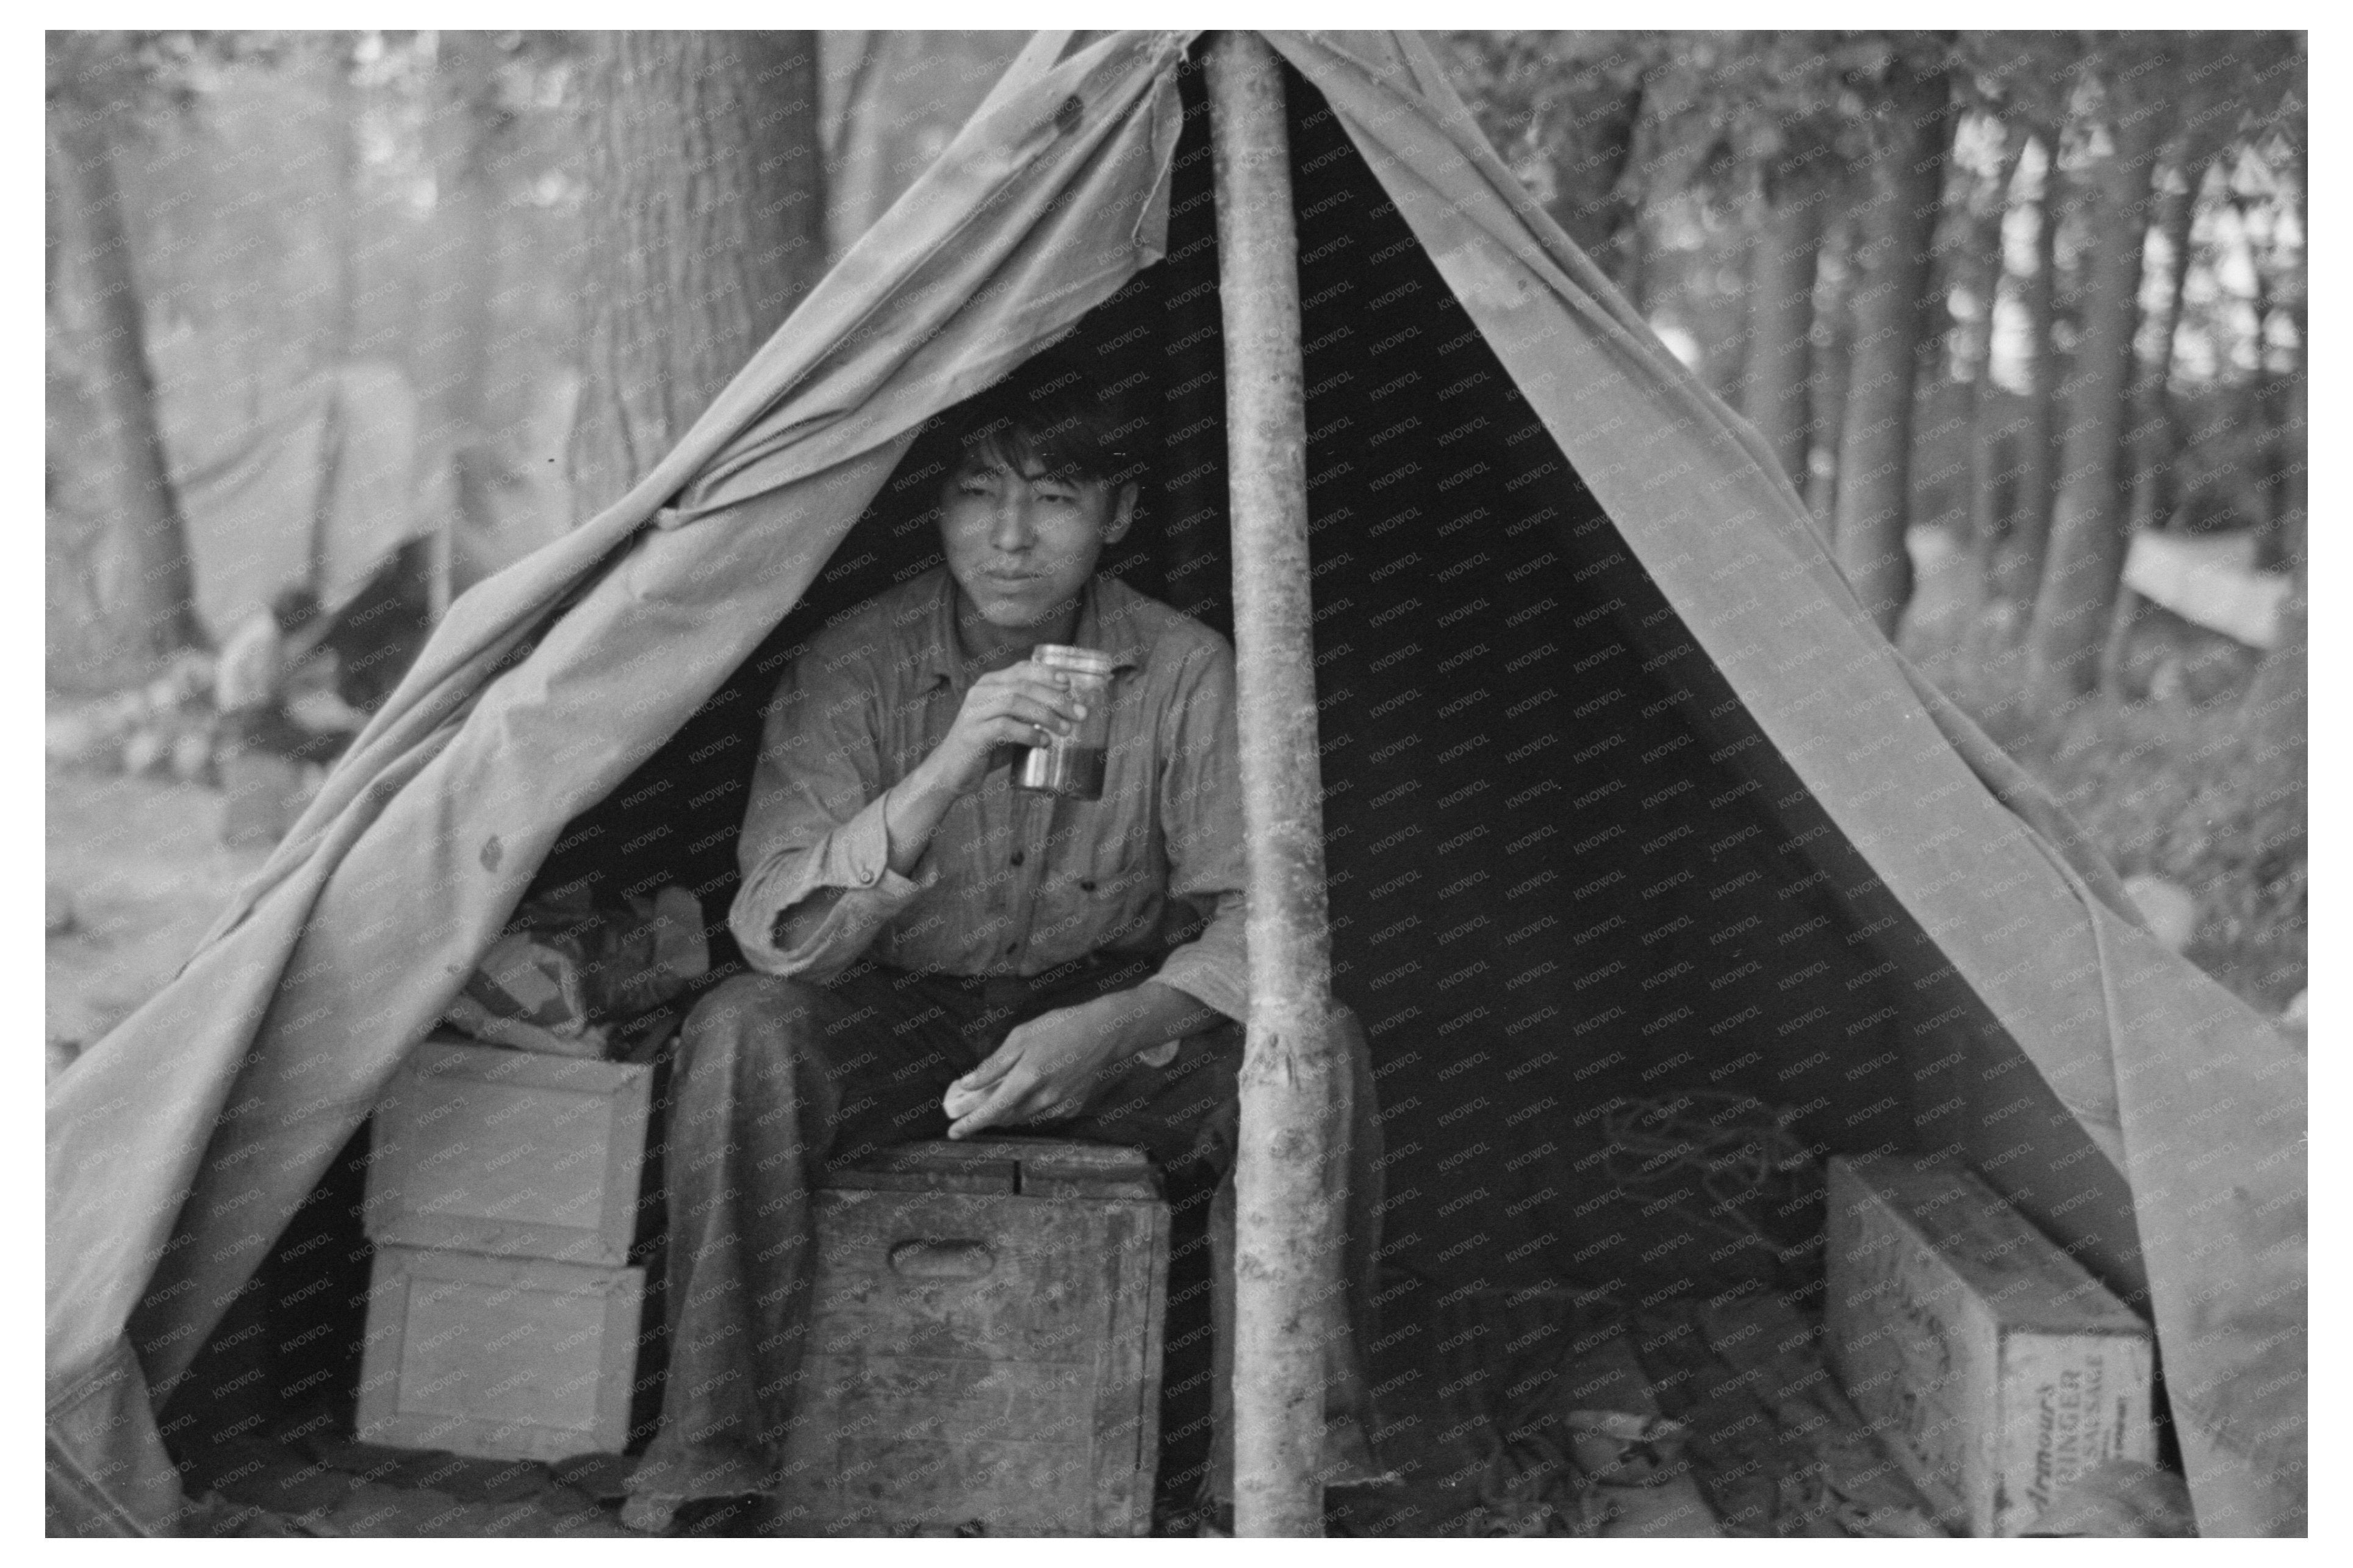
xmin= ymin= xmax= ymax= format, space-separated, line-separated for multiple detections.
xmin=945 ymin=999 xmax=1123 ymax=1138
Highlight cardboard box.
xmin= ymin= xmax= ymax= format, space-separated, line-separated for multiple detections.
xmin=356 ymin=1245 xmax=644 ymax=1462
xmin=774 ymin=1140 xmax=1169 ymax=1537
xmin=363 ymin=1034 xmax=651 ymax=1267
xmin=1825 ymin=1154 xmax=2155 ymax=1536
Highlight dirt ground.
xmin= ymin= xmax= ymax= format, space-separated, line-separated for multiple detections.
xmin=46 ymin=763 xmax=271 ymax=1057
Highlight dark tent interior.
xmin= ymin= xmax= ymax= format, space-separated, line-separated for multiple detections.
xmin=159 ymin=47 xmax=2160 ymax=1533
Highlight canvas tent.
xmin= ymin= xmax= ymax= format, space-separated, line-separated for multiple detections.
xmin=48 ymin=31 xmax=2304 ymax=1537
xmin=169 ymin=360 xmax=435 ymax=642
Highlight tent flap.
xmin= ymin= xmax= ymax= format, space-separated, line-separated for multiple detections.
xmin=46 ymin=1340 xmax=175 ymax=1537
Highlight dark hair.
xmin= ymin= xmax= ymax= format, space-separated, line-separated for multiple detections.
xmin=270 ymin=585 xmax=322 ymax=632
xmin=942 ymin=353 xmax=1151 ymax=491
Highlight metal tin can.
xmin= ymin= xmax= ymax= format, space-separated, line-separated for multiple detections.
xmin=1014 ymin=644 xmax=1113 ymax=800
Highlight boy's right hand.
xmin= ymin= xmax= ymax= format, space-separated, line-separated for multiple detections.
xmin=922 ymin=661 xmax=1090 ymax=797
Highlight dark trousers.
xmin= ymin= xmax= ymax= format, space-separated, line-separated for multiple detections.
xmin=623 ymin=954 xmax=1384 ymax=1514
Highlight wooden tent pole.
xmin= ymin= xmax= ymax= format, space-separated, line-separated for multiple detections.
xmin=1207 ymin=30 xmax=1344 ymax=1539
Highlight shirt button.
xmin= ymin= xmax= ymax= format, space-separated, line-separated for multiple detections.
xmin=1010 ymin=851 xmax=1024 ymax=866
xmin=1005 ymin=941 xmax=1019 ymax=955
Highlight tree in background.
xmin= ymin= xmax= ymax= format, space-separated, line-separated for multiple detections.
xmin=1955 ymin=33 xmax=2083 ymax=616
xmin=53 ymin=29 xmax=2308 ymax=679
xmin=1827 ymin=35 xmax=1953 ymax=635
xmin=1447 ymin=27 xmax=2301 ymax=662
xmin=2124 ymin=142 xmax=2207 ymax=537
xmin=2266 ymin=38 xmax=2307 ymax=579
xmin=1803 ymin=214 xmax=1858 ymax=525
xmin=44 ymin=27 xmax=979 ymax=688
xmin=1740 ymin=133 xmax=1840 ymax=492
xmin=1447 ymin=32 xmax=1654 ymax=301
xmin=1439 ymin=24 xmax=2304 ymax=1009
xmin=2017 ymin=34 xmax=2299 ymax=695
xmin=1636 ymin=33 xmax=1853 ymax=486
xmin=567 ymin=31 xmax=827 ymax=520
xmin=2005 ymin=128 xmax=2068 ymax=611
xmin=418 ymin=33 xmax=517 ymax=462
xmin=1457 ymin=31 xmax=1882 ymax=511
xmin=2095 ymin=131 xmax=2219 ymax=688
xmin=2025 ymin=40 xmax=2169 ymax=696
xmin=47 ymin=32 xmax=204 ymax=663
xmin=2230 ymin=104 xmax=2307 ymax=576
xmin=1947 ymin=115 xmax=2023 ymax=592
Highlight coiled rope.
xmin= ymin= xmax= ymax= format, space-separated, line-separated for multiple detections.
xmin=1600 ymin=1090 xmax=1816 ymax=1257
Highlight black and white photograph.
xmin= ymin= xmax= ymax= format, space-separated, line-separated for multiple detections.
xmin=40 ymin=20 xmax=2313 ymax=1541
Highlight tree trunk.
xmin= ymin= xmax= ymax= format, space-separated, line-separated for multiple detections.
xmin=1540 ymin=65 xmax=1645 ymax=295
xmin=1964 ymin=133 xmax=2025 ymax=597
xmin=47 ymin=90 xmax=204 ymax=659
xmin=2000 ymin=129 xmax=2064 ymax=610
xmin=1829 ymin=60 xmax=1952 ymax=635
xmin=1617 ymin=206 xmax=1651 ymax=320
xmin=1739 ymin=190 xmax=1822 ymax=487
xmin=2096 ymin=143 xmax=2202 ymax=688
xmin=2247 ymin=281 xmax=2283 ymax=569
xmin=2268 ymin=135 xmax=2306 ymax=582
xmin=1907 ymin=136 xmax=1975 ymax=543
xmin=2244 ymin=176 xmax=2302 ymax=573
xmin=425 ymin=32 xmax=503 ymax=457
xmin=568 ymin=31 xmax=829 ymax=522
xmin=827 ymin=31 xmax=896 ymax=254
xmin=326 ymin=38 xmax=363 ymax=363
xmin=2124 ymin=146 xmax=2200 ymax=534
xmin=2028 ymin=102 xmax=2162 ymax=695
xmin=823 ymin=32 xmax=883 ymax=166
xmin=1804 ymin=212 xmax=1856 ymax=528
xmin=1700 ymin=221 xmax=1751 ymax=407
xmin=417 ymin=33 xmax=516 ymax=621
xmin=2277 ymin=252 xmax=2307 ymax=579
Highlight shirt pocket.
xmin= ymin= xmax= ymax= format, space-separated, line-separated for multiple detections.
xmin=1032 ymin=846 xmax=1158 ymax=956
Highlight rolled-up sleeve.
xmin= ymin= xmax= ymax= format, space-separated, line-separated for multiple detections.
xmin=729 ymin=652 xmax=934 ymax=980
xmin=1149 ymin=639 xmax=1250 ymax=1024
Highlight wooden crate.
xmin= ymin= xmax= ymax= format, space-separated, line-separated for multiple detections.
xmin=356 ymin=1245 xmax=644 ymax=1462
xmin=363 ymin=1034 xmax=651 ymax=1267
xmin=774 ymin=1140 xmax=1169 ymax=1537
xmin=1825 ymin=1154 xmax=2155 ymax=1536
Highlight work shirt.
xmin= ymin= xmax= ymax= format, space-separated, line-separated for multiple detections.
xmin=730 ymin=566 xmax=1250 ymax=1025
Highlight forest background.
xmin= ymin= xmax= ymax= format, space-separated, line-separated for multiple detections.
xmin=42 ymin=30 xmax=2308 ymax=1047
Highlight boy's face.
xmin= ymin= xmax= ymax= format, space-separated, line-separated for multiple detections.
xmin=938 ymin=450 xmax=1136 ymax=631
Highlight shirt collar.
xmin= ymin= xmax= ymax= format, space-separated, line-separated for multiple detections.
xmin=913 ymin=568 xmax=1147 ymax=692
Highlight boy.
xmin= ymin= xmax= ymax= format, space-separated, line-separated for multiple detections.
xmin=622 ymin=360 xmax=1382 ymax=1533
